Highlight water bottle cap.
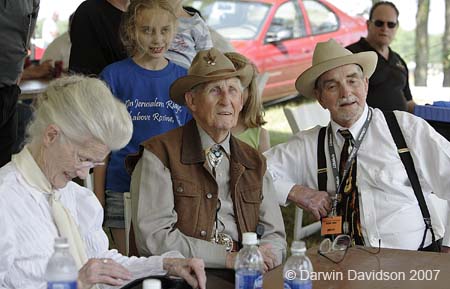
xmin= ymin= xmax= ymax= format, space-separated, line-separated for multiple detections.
xmin=143 ymin=279 xmax=162 ymax=289
xmin=54 ymin=237 xmax=70 ymax=249
xmin=290 ymin=240 xmax=306 ymax=253
xmin=242 ymin=232 xmax=258 ymax=245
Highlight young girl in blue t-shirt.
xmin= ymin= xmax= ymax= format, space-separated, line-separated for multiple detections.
xmin=97 ymin=0 xmax=191 ymax=254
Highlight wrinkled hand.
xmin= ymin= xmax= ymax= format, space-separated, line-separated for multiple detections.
xmin=78 ymin=258 xmax=132 ymax=289
xmin=258 ymin=243 xmax=277 ymax=272
xmin=163 ymin=258 xmax=206 ymax=289
xmin=226 ymin=244 xmax=277 ymax=273
xmin=225 ymin=251 xmax=238 ymax=269
xmin=288 ymin=184 xmax=331 ymax=220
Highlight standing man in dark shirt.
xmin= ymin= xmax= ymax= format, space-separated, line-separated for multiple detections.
xmin=347 ymin=1 xmax=415 ymax=112
xmin=69 ymin=0 xmax=129 ymax=254
xmin=69 ymin=0 xmax=129 ymax=76
xmin=0 ymin=0 xmax=40 ymax=167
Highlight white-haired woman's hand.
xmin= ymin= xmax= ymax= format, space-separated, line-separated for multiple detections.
xmin=163 ymin=258 xmax=206 ymax=289
xmin=78 ymin=258 xmax=132 ymax=289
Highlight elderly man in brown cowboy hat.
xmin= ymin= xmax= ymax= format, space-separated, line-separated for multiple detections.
xmin=265 ymin=39 xmax=450 ymax=253
xmin=126 ymin=48 xmax=286 ymax=269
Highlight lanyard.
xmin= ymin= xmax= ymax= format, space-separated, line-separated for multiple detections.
xmin=327 ymin=108 xmax=372 ymax=213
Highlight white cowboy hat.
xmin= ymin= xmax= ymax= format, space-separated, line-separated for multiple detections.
xmin=295 ymin=39 xmax=377 ymax=98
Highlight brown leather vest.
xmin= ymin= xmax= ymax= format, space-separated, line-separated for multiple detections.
xmin=127 ymin=120 xmax=266 ymax=242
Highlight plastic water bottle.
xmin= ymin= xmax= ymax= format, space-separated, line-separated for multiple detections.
xmin=143 ymin=279 xmax=161 ymax=289
xmin=283 ymin=241 xmax=313 ymax=289
xmin=45 ymin=237 xmax=78 ymax=289
xmin=234 ymin=232 xmax=264 ymax=289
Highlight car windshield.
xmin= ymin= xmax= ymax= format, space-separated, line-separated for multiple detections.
xmin=190 ymin=1 xmax=270 ymax=40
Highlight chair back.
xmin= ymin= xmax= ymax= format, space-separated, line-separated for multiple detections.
xmin=283 ymin=101 xmax=330 ymax=134
xmin=283 ymin=101 xmax=329 ymax=240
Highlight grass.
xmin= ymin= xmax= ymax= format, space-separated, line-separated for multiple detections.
xmin=262 ymin=97 xmax=322 ymax=250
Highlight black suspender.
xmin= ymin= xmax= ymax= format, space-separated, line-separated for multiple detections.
xmin=383 ymin=111 xmax=438 ymax=251
xmin=316 ymin=113 xmax=440 ymax=251
xmin=317 ymin=127 xmax=327 ymax=191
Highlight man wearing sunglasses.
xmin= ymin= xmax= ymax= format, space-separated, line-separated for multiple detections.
xmin=346 ymin=1 xmax=416 ymax=113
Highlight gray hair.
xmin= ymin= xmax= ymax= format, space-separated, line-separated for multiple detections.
xmin=26 ymin=75 xmax=133 ymax=150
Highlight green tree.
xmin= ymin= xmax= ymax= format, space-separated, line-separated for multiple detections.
xmin=391 ymin=28 xmax=415 ymax=63
xmin=415 ymin=0 xmax=429 ymax=86
xmin=443 ymin=0 xmax=450 ymax=86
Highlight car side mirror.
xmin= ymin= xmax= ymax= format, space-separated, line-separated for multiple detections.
xmin=265 ymin=29 xmax=292 ymax=43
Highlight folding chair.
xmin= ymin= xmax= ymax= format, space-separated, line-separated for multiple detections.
xmin=283 ymin=101 xmax=330 ymax=240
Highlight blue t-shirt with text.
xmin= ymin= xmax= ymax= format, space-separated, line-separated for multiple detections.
xmin=100 ymin=58 xmax=191 ymax=192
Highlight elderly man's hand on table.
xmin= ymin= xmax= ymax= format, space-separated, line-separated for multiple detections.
xmin=226 ymin=243 xmax=278 ymax=273
xmin=288 ymin=184 xmax=331 ymax=220
xmin=258 ymin=243 xmax=278 ymax=271
xmin=163 ymin=258 xmax=206 ymax=289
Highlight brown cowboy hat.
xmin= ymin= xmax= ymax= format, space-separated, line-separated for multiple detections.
xmin=295 ymin=39 xmax=377 ymax=98
xmin=224 ymin=52 xmax=256 ymax=76
xmin=170 ymin=48 xmax=253 ymax=105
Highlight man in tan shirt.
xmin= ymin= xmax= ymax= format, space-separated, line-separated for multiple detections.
xmin=127 ymin=48 xmax=286 ymax=269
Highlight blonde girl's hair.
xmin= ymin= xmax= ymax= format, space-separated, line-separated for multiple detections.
xmin=120 ymin=0 xmax=178 ymax=56
xmin=225 ymin=52 xmax=266 ymax=128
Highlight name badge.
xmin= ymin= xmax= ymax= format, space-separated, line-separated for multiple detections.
xmin=321 ymin=216 xmax=342 ymax=235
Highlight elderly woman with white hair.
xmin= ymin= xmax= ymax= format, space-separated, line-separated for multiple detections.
xmin=0 ymin=75 xmax=206 ymax=289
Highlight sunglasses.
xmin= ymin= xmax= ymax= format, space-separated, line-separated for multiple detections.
xmin=372 ymin=20 xmax=397 ymax=29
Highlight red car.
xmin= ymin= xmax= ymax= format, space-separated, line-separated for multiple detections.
xmin=187 ymin=0 xmax=367 ymax=103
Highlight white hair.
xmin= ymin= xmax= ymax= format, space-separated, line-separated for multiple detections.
xmin=26 ymin=75 xmax=132 ymax=150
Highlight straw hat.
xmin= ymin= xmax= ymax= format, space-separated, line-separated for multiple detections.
xmin=295 ymin=39 xmax=377 ymax=98
xmin=170 ymin=48 xmax=253 ymax=105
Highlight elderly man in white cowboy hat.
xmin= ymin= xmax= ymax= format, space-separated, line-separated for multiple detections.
xmin=126 ymin=48 xmax=286 ymax=269
xmin=265 ymin=39 xmax=450 ymax=253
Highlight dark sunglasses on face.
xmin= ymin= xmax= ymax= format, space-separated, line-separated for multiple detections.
xmin=372 ymin=19 xmax=397 ymax=29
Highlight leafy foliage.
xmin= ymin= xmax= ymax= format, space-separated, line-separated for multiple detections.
xmin=392 ymin=27 xmax=443 ymax=64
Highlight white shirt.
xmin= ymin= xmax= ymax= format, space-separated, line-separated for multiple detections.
xmin=265 ymin=105 xmax=450 ymax=250
xmin=41 ymin=31 xmax=71 ymax=70
xmin=42 ymin=17 xmax=58 ymax=47
xmin=0 ymin=154 xmax=182 ymax=289
xmin=165 ymin=12 xmax=213 ymax=69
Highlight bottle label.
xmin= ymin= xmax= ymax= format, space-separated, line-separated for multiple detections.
xmin=47 ymin=281 xmax=77 ymax=289
xmin=283 ymin=279 xmax=312 ymax=289
xmin=235 ymin=270 xmax=263 ymax=289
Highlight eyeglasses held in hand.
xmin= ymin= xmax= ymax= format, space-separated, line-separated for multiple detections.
xmin=318 ymin=235 xmax=381 ymax=264
xmin=372 ymin=20 xmax=397 ymax=29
